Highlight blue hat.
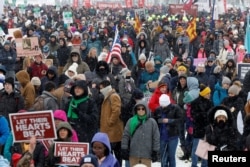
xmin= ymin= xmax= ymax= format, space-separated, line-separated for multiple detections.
xmin=79 ymin=154 xmax=99 ymax=167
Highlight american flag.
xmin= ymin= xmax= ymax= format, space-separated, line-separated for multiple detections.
xmin=106 ymin=25 xmax=127 ymax=68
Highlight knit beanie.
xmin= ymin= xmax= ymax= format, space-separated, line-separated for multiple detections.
xmin=199 ymin=87 xmax=211 ymax=97
xmin=177 ymin=65 xmax=187 ymax=72
xmin=79 ymin=154 xmax=99 ymax=167
xmin=228 ymin=85 xmax=240 ymax=95
xmin=214 ymin=109 xmax=228 ymax=120
xmin=31 ymin=77 xmax=41 ymax=86
xmin=4 ymin=77 xmax=15 ymax=88
xmin=139 ymin=53 xmax=147 ymax=60
xmin=222 ymin=76 xmax=231 ymax=85
xmin=160 ymin=66 xmax=169 ymax=75
xmin=159 ymin=94 xmax=171 ymax=107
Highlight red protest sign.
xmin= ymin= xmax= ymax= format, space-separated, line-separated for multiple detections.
xmin=9 ymin=110 xmax=57 ymax=142
xmin=54 ymin=142 xmax=89 ymax=166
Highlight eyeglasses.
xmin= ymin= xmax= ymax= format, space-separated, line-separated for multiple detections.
xmin=137 ymin=107 xmax=145 ymax=111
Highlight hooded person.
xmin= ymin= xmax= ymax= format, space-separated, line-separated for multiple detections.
xmin=16 ymin=70 xmax=36 ymax=109
xmin=121 ymin=100 xmax=160 ymax=167
xmin=48 ymin=122 xmax=73 ymax=166
xmin=40 ymin=65 xmax=59 ymax=93
xmin=205 ymin=106 xmax=237 ymax=151
xmin=65 ymin=62 xmax=78 ymax=79
xmin=91 ymin=132 xmax=120 ymax=167
xmin=63 ymin=48 xmax=90 ymax=74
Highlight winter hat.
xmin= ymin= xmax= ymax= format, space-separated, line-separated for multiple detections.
xmin=177 ymin=65 xmax=187 ymax=72
xmin=31 ymin=77 xmax=41 ymax=86
xmin=159 ymin=94 xmax=171 ymax=107
xmin=0 ymin=65 xmax=6 ymax=75
xmin=64 ymin=79 xmax=75 ymax=93
xmin=66 ymin=63 xmax=78 ymax=78
xmin=228 ymin=85 xmax=240 ymax=95
xmin=132 ymin=88 xmax=144 ymax=100
xmin=54 ymin=110 xmax=67 ymax=122
xmin=4 ymin=77 xmax=14 ymax=88
xmin=160 ymin=66 xmax=169 ymax=75
xmin=247 ymin=92 xmax=250 ymax=101
xmin=79 ymin=154 xmax=99 ymax=167
xmin=58 ymin=74 xmax=69 ymax=86
xmin=222 ymin=76 xmax=231 ymax=85
xmin=3 ymin=40 xmax=10 ymax=45
xmin=213 ymin=66 xmax=221 ymax=74
xmin=214 ymin=109 xmax=228 ymax=120
xmin=139 ymin=53 xmax=146 ymax=60
xmin=199 ymin=86 xmax=211 ymax=97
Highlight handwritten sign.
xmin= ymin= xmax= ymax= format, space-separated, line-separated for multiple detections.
xmin=9 ymin=110 xmax=57 ymax=142
xmin=237 ymin=63 xmax=250 ymax=81
xmin=54 ymin=142 xmax=89 ymax=166
xmin=16 ymin=37 xmax=40 ymax=57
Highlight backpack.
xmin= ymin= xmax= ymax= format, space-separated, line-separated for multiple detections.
xmin=31 ymin=94 xmax=51 ymax=111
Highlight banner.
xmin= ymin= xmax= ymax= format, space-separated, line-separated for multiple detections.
xmin=9 ymin=110 xmax=57 ymax=142
xmin=84 ymin=0 xmax=91 ymax=8
xmin=15 ymin=37 xmax=41 ymax=57
xmin=169 ymin=4 xmax=198 ymax=17
xmin=54 ymin=142 xmax=89 ymax=166
xmin=125 ymin=0 xmax=132 ymax=8
xmin=237 ymin=63 xmax=250 ymax=81
xmin=96 ymin=2 xmax=121 ymax=9
xmin=138 ymin=0 xmax=145 ymax=8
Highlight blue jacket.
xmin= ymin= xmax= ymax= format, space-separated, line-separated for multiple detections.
xmin=0 ymin=116 xmax=9 ymax=145
xmin=0 ymin=48 xmax=16 ymax=71
xmin=212 ymin=82 xmax=228 ymax=106
xmin=91 ymin=132 xmax=120 ymax=167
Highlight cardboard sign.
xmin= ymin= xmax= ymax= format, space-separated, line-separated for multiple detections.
xmin=169 ymin=4 xmax=198 ymax=17
xmin=15 ymin=37 xmax=40 ymax=57
xmin=237 ymin=63 xmax=250 ymax=80
xmin=54 ymin=142 xmax=89 ymax=166
xmin=9 ymin=110 xmax=57 ymax=142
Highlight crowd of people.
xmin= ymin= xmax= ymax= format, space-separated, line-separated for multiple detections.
xmin=0 ymin=3 xmax=250 ymax=167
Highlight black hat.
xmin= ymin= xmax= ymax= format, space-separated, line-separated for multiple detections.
xmin=4 ymin=77 xmax=14 ymax=88
xmin=132 ymin=88 xmax=144 ymax=100
xmin=79 ymin=154 xmax=99 ymax=167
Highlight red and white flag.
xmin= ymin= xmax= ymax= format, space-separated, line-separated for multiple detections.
xmin=183 ymin=0 xmax=193 ymax=11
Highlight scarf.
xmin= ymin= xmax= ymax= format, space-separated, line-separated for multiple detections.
xmin=100 ymin=85 xmax=112 ymax=98
xmin=67 ymin=96 xmax=89 ymax=119
xmin=129 ymin=114 xmax=147 ymax=136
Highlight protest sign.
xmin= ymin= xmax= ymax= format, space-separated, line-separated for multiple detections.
xmin=54 ymin=142 xmax=89 ymax=166
xmin=15 ymin=37 xmax=41 ymax=57
xmin=9 ymin=110 xmax=57 ymax=142
xmin=237 ymin=63 xmax=250 ymax=81
xmin=193 ymin=58 xmax=207 ymax=67
xmin=63 ymin=12 xmax=73 ymax=24
xmin=8 ymin=28 xmax=21 ymax=37
xmin=169 ymin=4 xmax=198 ymax=17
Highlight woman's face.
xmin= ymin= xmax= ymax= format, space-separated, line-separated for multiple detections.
xmin=159 ymin=86 xmax=167 ymax=93
xmin=136 ymin=105 xmax=146 ymax=116
xmin=92 ymin=142 xmax=106 ymax=159
xmin=216 ymin=115 xmax=227 ymax=123
xmin=59 ymin=40 xmax=64 ymax=46
xmin=72 ymin=54 xmax=79 ymax=62
xmin=59 ymin=128 xmax=69 ymax=139
xmin=74 ymin=86 xmax=84 ymax=96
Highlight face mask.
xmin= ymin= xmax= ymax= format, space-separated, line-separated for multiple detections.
xmin=125 ymin=76 xmax=131 ymax=79
xmin=99 ymin=68 xmax=106 ymax=75
xmin=217 ymin=120 xmax=226 ymax=129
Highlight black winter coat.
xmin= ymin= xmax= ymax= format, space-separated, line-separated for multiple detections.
xmin=154 ymin=104 xmax=182 ymax=138
xmin=191 ymin=96 xmax=213 ymax=138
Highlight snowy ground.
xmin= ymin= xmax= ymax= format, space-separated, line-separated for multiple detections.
xmin=122 ymin=145 xmax=192 ymax=167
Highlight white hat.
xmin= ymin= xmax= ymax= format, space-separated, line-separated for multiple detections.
xmin=65 ymin=63 xmax=78 ymax=79
xmin=214 ymin=110 xmax=228 ymax=120
xmin=139 ymin=53 xmax=146 ymax=60
xmin=25 ymin=20 xmax=32 ymax=27
xmin=31 ymin=77 xmax=41 ymax=86
xmin=159 ymin=94 xmax=171 ymax=107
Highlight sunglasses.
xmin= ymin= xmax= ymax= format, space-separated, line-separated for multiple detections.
xmin=137 ymin=107 xmax=145 ymax=111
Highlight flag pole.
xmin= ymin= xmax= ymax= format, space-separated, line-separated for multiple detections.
xmin=210 ymin=0 xmax=216 ymax=30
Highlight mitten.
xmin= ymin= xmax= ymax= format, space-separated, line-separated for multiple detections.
xmin=121 ymin=149 xmax=129 ymax=160
xmin=151 ymin=151 xmax=158 ymax=162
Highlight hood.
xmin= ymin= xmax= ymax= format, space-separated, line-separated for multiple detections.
xmin=136 ymin=31 xmax=148 ymax=39
xmin=95 ymin=61 xmax=110 ymax=75
xmin=68 ymin=48 xmax=82 ymax=64
xmin=59 ymin=37 xmax=67 ymax=47
xmin=56 ymin=122 xmax=73 ymax=139
xmin=70 ymin=80 xmax=88 ymax=97
xmin=187 ymin=77 xmax=199 ymax=90
xmin=54 ymin=110 xmax=67 ymax=121
xmin=208 ymin=105 xmax=233 ymax=125
xmin=16 ymin=70 xmax=30 ymax=86
xmin=46 ymin=65 xmax=58 ymax=78
xmin=91 ymin=132 xmax=111 ymax=153
xmin=133 ymin=100 xmax=151 ymax=118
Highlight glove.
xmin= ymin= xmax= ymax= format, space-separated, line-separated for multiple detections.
xmin=121 ymin=149 xmax=129 ymax=160
xmin=151 ymin=151 xmax=158 ymax=162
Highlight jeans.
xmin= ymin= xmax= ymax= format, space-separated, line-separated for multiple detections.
xmin=178 ymin=119 xmax=186 ymax=147
xmin=160 ymin=138 xmax=178 ymax=167
xmin=125 ymin=160 xmax=130 ymax=167
xmin=191 ymin=138 xmax=208 ymax=167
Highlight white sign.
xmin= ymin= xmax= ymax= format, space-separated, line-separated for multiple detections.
xmin=196 ymin=0 xmax=210 ymax=12
xmin=63 ymin=11 xmax=73 ymax=24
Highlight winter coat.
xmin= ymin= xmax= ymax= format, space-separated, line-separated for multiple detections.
xmin=191 ymin=96 xmax=213 ymax=138
xmin=121 ymin=51 xmax=136 ymax=70
xmin=139 ymin=69 xmax=159 ymax=92
xmin=63 ymin=49 xmax=90 ymax=74
xmin=39 ymin=91 xmax=59 ymax=111
xmin=153 ymin=41 xmax=171 ymax=61
xmin=0 ymin=48 xmax=16 ymax=71
xmin=193 ymin=72 xmax=209 ymax=86
xmin=121 ymin=101 xmax=160 ymax=159
xmin=57 ymin=39 xmax=71 ymax=66
xmin=91 ymin=132 xmax=120 ymax=167
xmin=208 ymin=73 xmax=223 ymax=94
xmin=212 ymin=82 xmax=228 ymax=106
xmin=16 ymin=70 xmax=35 ymax=110
xmin=29 ymin=61 xmax=48 ymax=79
xmin=131 ymin=62 xmax=146 ymax=87
xmin=205 ymin=106 xmax=237 ymax=151
xmin=243 ymin=70 xmax=250 ymax=93
xmin=118 ymin=77 xmax=136 ymax=106
xmin=100 ymin=90 xmax=123 ymax=143
xmin=66 ymin=80 xmax=99 ymax=143
xmin=84 ymin=56 xmax=98 ymax=72
xmin=40 ymin=66 xmax=59 ymax=93
xmin=154 ymin=104 xmax=182 ymax=139
xmin=0 ymin=89 xmax=24 ymax=123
